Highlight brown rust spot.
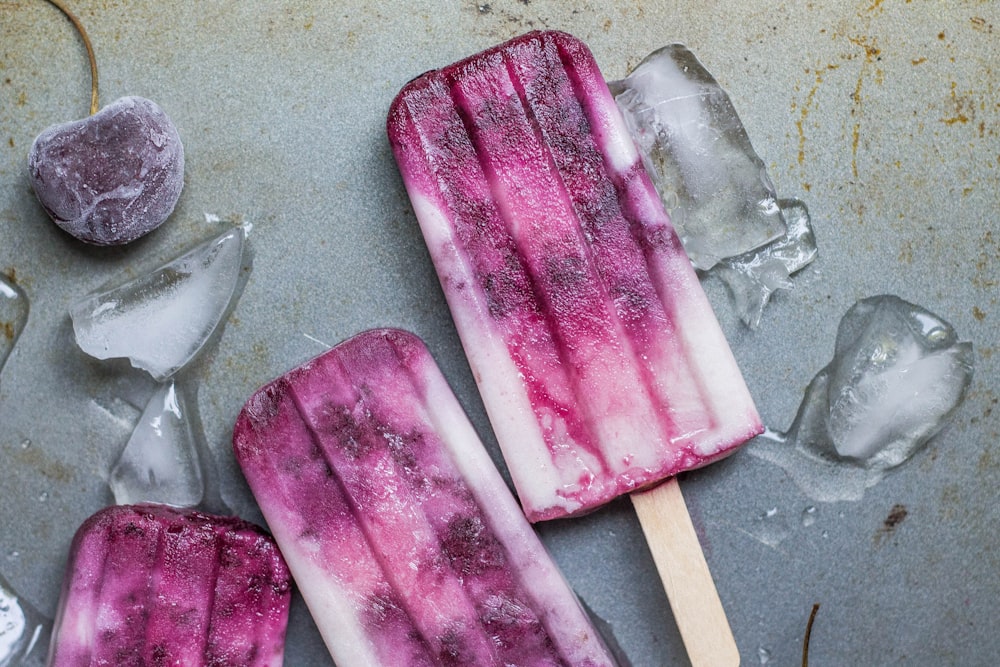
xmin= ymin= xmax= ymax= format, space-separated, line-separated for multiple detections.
xmin=795 ymin=64 xmax=840 ymax=167
xmin=912 ymin=57 xmax=927 ymax=65
xmin=874 ymin=503 xmax=909 ymax=545
xmin=973 ymin=306 xmax=986 ymax=321
xmin=970 ymin=17 xmax=993 ymax=34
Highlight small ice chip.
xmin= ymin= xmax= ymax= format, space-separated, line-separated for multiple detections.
xmin=610 ymin=44 xmax=786 ymax=270
xmin=750 ymin=296 xmax=974 ymax=502
xmin=70 ymin=227 xmax=246 ymax=380
xmin=1 ymin=275 xmax=29 ymax=380
xmin=713 ymin=199 xmax=818 ymax=328
xmin=0 ymin=572 xmax=48 ymax=667
xmin=109 ymin=380 xmax=204 ymax=508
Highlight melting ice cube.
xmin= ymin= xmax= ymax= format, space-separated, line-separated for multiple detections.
xmin=713 ymin=199 xmax=818 ymax=328
xmin=0 ymin=573 xmax=48 ymax=667
xmin=70 ymin=227 xmax=247 ymax=381
xmin=109 ymin=380 xmax=204 ymax=508
xmin=1 ymin=275 xmax=29 ymax=379
xmin=610 ymin=44 xmax=787 ymax=270
xmin=751 ymin=295 xmax=974 ymax=502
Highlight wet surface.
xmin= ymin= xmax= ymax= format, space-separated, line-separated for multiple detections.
xmin=1 ymin=1 xmax=998 ymax=665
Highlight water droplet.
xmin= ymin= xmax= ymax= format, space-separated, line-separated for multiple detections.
xmin=757 ymin=646 xmax=772 ymax=664
xmin=763 ymin=507 xmax=778 ymax=518
xmin=18 ymin=439 xmax=30 ymax=450
xmin=36 ymin=491 xmax=48 ymax=503
xmin=5 ymin=552 xmax=18 ymax=563
xmin=801 ymin=505 xmax=817 ymax=527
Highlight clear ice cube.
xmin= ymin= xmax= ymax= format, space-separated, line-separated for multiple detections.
xmin=610 ymin=44 xmax=786 ymax=270
xmin=713 ymin=199 xmax=818 ymax=328
xmin=0 ymin=573 xmax=48 ymax=667
xmin=1 ymin=275 xmax=29 ymax=379
xmin=70 ymin=227 xmax=246 ymax=381
xmin=109 ymin=380 xmax=204 ymax=508
xmin=750 ymin=296 xmax=974 ymax=502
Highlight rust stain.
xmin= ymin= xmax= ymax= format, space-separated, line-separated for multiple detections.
xmin=972 ymin=306 xmax=986 ymax=321
xmin=970 ymin=17 xmax=993 ymax=34
xmin=1 ymin=321 xmax=13 ymax=340
xmin=898 ymin=239 xmax=914 ymax=263
xmin=846 ymin=35 xmax=882 ymax=178
xmin=973 ymin=230 xmax=999 ymax=289
xmin=912 ymin=56 xmax=927 ymax=65
xmin=874 ymin=503 xmax=909 ymax=545
xmin=795 ymin=64 xmax=840 ymax=167
xmin=940 ymin=81 xmax=975 ymax=126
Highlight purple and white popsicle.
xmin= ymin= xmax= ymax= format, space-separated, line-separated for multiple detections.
xmin=47 ymin=503 xmax=292 ymax=667
xmin=387 ymin=30 xmax=763 ymax=522
xmin=233 ymin=328 xmax=617 ymax=667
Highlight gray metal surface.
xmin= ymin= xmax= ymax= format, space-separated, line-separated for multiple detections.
xmin=1 ymin=2 xmax=997 ymax=665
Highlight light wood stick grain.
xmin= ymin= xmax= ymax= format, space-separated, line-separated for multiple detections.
xmin=631 ymin=477 xmax=740 ymax=667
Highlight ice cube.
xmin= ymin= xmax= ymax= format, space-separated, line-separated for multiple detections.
xmin=818 ymin=295 xmax=974 ymax=467
xmin=109 ymin=380 xmax=204 ymax=508
xmin=713 ymin=199 xmax=818 ymax=328
xmin=750 ymin=296 xmax=974 ymax=501
xmin=1 ymin=275 xmax=29 ymax=380
xmin=610 ymin=44 xmax=786 ymax=270
xmin=70 ymin=227 xmax=247 ymax=381
xmin=0 ymin=572 xmax=48 ymax=667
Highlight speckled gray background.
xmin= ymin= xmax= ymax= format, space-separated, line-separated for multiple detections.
xmin=1 ymin=2 xmax=997 ymax=665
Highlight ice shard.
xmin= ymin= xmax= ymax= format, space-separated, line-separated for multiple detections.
xmin=751 ymin=295 xmax=974 ymax=502
xmin=70 ymin=227 xmax=246 ymax=380
xmin=713 ymin=199 xmax=818 ymax=328
xmin=109 ymin=380 xmax=204 ymax=508
xmin=610 ymin=44 xmax=787 ymax=270
xmin=0 ymin=572 xmax=47 ymax=667
xmin=1 ymin=275 xmax=28 ymax=380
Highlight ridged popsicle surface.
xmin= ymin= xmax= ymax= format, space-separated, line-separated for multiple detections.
xmin=47 ymin=504 xmax=291 ymax=667
xmin=387 ymin=30 xmax=763 ymax=521
xmin=233 ymin=328 xmax=616 ymax=667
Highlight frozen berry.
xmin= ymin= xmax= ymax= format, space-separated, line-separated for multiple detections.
xmin=28 ymin=96 xmax=184 ymax=245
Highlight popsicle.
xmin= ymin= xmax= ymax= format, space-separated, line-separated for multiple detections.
xmin=47 ymin=503 xmax=292 ymax=667
xmin=387 ymin=30 xmax=763 ymax=664
xmin=233 ymin=328 xmax=617 ymax=667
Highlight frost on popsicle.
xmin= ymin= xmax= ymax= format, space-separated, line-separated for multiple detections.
xmin=47 ymin=504 xmax=291 ymax=667
xmin=70 ymin=226 xmax=247 ymax=380
xmin=610 ymin=44 xmax=786 ymax=271
xmin=751 ymin=295 xmax=974 ymax=502
xmin=0 ymin=572 xmax=48 ymax=667
xmin=109 ymin=380 xmax=204 ymax=508
xmin=1 ymin=274 xmax=28 ymax=380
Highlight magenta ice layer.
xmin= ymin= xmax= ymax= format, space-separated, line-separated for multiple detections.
xmin=233 ymin=328 xmax=616 ymax=667
xmin=387 ymin=30 xmax=763 ymax=521
xmin=47 ymin=504 xmax=291 ymax=667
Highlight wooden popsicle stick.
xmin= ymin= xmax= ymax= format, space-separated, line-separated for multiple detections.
xmin=631 ymin=477 xmax=740 ymax=667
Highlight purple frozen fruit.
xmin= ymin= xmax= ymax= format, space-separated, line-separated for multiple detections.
xmin=387 ymin=30 xmax=762 ymax=522
xmin=233 ymin=328 xmax=617 ymax=667
xmin=47 ymin=503 xmax=291 ymax=667
xmin=28 ymin=96 xmax=184 ymax=245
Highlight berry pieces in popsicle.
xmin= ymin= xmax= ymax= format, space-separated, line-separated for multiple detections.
xmin=47 ymin=504 xmax=291 ymax=667
xmin=233 ymin=328 xmax=617 ymax=667
xmin=387 ymin=30 xmax=763 ymax=521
